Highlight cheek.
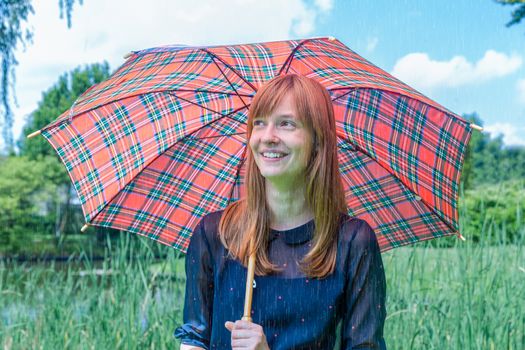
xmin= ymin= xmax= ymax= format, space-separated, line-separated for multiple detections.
xmin=248 ymin=134 xmax=257 ymax=151
xmin=301 ymin=146 xmax=315 ymax=170
xmin=299 ymin=137 xmax=314 ymax=160
xmin=248 ymin=136 xmax=262 ymax=163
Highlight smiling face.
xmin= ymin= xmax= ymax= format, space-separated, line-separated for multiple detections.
xmin=249 ymin=93 xmax=313 ymax=186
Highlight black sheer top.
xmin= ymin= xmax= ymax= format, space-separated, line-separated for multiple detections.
xmin=175 ymin=211 xmax=387 ymax=349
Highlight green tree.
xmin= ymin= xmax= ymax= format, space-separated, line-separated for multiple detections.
xmin=0 ymin=155 xmax=64 ymax=254
xmin=496 ymin=0 xmax=525 ymax=27
xmin=460 ymin=113 xmax=484 ymax=190
xmin=1 ymin=0 xmax=83 ymax=154
xmin=461 ymin=112 xmax=525 ymax=190
xmin=461 ymin=179 xmax=525 ymax=244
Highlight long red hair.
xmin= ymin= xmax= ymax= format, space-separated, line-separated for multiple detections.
xmin=218 ymin=74 xmax=347 ymax=278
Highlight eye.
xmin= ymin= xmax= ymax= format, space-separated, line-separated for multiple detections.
xmin=280 ymin=120 xmax=296 ymax=128
xmin=252 ymin=119 xmax=265 ymax=127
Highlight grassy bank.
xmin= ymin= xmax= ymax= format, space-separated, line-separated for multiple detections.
xmin=384 ymin=243 xmax=524 ymax=349
xmin=1 ymin=234 xmax=524 ymax=349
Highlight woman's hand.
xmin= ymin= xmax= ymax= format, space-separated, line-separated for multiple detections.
xmin=225 ymin=320 xmax=270 ymax=350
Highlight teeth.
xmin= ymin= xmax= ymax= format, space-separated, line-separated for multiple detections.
xmin=262 ymin=152 xmax=285 ymax=158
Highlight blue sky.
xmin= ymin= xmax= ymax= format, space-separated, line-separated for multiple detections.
xmin=318 ymin=0 xmax=525 ymax=146
xmin=10 ymin=0 xmax=525 ymax=149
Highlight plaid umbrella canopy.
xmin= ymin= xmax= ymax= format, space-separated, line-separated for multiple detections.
xmin=31 ymin=37 xmax=475 ymax=253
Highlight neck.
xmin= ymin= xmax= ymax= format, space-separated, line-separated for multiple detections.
xmin=265 ymin=180 xmax=313 ymax=231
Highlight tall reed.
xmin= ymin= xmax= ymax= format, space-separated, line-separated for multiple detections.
xmin=1 ymin=206 xmax=524 ymax=349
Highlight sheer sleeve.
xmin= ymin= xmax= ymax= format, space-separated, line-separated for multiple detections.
xmin=342 ymin=220 xmax=387 ymax=350
xmin=174 ymin=219 xmax=214 ymax=349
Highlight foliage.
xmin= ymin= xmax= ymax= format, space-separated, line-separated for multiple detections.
xmin=59 ymin=0 xmax=84 ymax=28
xmin=460 ymin=179 xmax=525 ymax=244
xmin=0 ymin=0 xmax=83 ymax=154
xmin=0 ymin=63 xmax=111 ymax=254
xmin=0 ymin=0 xmax=33 ymax=154
xmin=496 ymin=0 xmax=525 ymax=27
xmin=460 ymin=112 xmax=525 ymax=189
xmin=0 ymin=155 xmax=64 ymax=253
xmin=8 ymin=63 xmax=112 ymax=251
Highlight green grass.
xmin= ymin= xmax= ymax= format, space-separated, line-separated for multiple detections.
xmin=1 ymin=233 xmax=524 ymax=349
xmin=384 ymin=243 xmax=524 ymax=349
xmin=0 ymin=235 xmax=186 ymax=349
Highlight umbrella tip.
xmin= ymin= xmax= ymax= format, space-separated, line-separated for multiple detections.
xmin=328 ymin=36 xmax=336 ymax=41
xmin=457 ymin=233 xmax=466 ymax=241
xmin=81 ymin=223 xmax=89 ymax=233
xmin=27 ymin=130 xmax=41 ymax=138
xmin=471 ymin=123 xmax=483 ymax=131
xmin=123 ymin=51 xmax=133 ymax=59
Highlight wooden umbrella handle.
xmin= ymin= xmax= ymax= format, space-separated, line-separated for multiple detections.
xmin=242 ymin=251 xmax=256 ymax=322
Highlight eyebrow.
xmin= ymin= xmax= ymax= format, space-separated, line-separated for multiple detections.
xmin=253 ymin=113 xmax=298 ymax=120
xmin=275 ymin=113 xmax=298 ymax=119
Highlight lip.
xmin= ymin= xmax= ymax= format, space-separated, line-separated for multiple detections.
xmin=259 ymin=151 xmax=289 ymax=161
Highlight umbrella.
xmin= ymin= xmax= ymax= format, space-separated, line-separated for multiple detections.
xmin=28 ymin=37 xmax=479 ymax=254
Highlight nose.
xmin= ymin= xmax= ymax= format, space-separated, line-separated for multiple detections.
xmin=260 ymin=124 xmax=279 ymax=144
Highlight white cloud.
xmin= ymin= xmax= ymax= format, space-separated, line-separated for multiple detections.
xmin=484 ymin=123 xmax=525 ymax=147
xmin=314 ymin=0 xmax=334 ymax=12
xmin=22 ymin=0 xmax=330 ymax=70
xmin=391 ymin=50 xmax=522 ymax=90
xmin=291 ymin=6 xmax=317 ymax=36
xmin=8 ymin=0 xmax=334 ymax=150
xmin=366 ymin=37 xmax=378 ymax=52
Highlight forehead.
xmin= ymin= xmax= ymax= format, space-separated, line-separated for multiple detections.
xmin=271 ymin=96 xmax=296 ymax=116
xmin=256 ymin=93 xmax=299 ymax=119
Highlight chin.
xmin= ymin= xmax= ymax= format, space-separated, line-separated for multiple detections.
xmin=259 ymin=170 xmax=284 ymax=179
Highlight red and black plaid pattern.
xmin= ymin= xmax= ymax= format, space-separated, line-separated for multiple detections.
xmin=42 ymin=37 xmax=472 ymax=252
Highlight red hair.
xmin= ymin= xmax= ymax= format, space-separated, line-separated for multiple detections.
xmin=219 ymin=74 xmax=347 ymax=278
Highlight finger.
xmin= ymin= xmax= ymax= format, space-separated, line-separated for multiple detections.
xmin=231 ymin=337 xmax=253 ymax=348
xmin=233 ymin=320 xmax=256 ymax=329
xmin=231 ymin=329 xmax=257 ymax=339
xmin=231 ymin=331 xmax=266 ymax=349
xmin=235 ymin=320 xmax=265 ymax=336
xmin=225 ymin=321 xmax=235 ymax=332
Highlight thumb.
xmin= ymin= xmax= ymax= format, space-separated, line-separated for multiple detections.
xmin=225 ymin=321 xmax=235 ymax=332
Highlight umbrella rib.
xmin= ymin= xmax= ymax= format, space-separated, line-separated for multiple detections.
xmin=277 ymin=38 xmax=313 ymax=76
xmin=41 ymin=88 xmax=254 ymax=134
xmin=187 ymin=132 xmax=246 ymax=140
xmin=168 ymin=91 xmax=251 ymax=137
xmin=200 ymin=48 xmax=257 ymax=105
xmin=329 ymin=87 xmax=359 ymax=102
xmin=173 ymin=89 xmax=253 ymax=98
xmin=227 ymin=147 xmax=247 ymax=205
xmin=167 ymin=92 xmax=226 ymax=117
xmin=206 ymin=52 xmax=249 ymax=110
xmin=201 ymin=49 xmax=257 ymax=91
xmin=167 ymin=92 xmax=251 ymax=128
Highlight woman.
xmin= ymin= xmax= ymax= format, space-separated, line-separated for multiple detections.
xmin=175 ymin=74 xmax=387 ymax=349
